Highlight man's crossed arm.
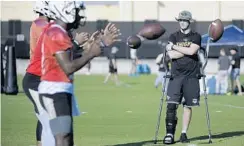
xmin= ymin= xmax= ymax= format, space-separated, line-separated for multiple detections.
xmin=166 ymin=42 xmax=200 ymax=59
xmin=172 ymin=43 xmax=200 ymax=55
xmin=167 ymin=50 xmax=184 ymax=59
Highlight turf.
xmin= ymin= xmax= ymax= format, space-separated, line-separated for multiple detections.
xmin=1 ymin=75 xmax=244 ymax=146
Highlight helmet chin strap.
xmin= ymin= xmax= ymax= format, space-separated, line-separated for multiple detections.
xmin=66 ymin=22 xmax=76 ymax=31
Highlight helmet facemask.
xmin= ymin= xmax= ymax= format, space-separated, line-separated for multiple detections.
xmin=67 ymin=2 xmax=87 ymax=30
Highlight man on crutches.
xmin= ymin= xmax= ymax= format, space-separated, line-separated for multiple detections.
xmin=161 ymin=10 xmax=203 ymax=144
xmin=154 ymin=11 xmax=216 ymax=145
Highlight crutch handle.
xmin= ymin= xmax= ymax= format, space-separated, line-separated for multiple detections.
xmin=164 ymin=75 xmax=173 ymax=78
xmin=196 ymin=74 xmax=206 ymax=78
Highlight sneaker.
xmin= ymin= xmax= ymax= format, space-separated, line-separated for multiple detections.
xmin=163 ymin=134 xmax=175 ymax=145
xmin=85 ymin=72 xmax=91 ymax=75
xmin=179 ymin=133 xmax=190 ymax=143
xmin=238 ymin=92 xmax=243 ymax=96
xmin=226 ymin=92 xmax=232 ymax=96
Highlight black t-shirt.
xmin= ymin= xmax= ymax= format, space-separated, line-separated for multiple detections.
xmin=232 ymin=54 xmax=241 ymax=69
xmin=169 ymin=30 xmax=201 ymax=77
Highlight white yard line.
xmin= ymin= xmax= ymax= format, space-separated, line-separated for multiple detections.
xmin=201 ymin=101 xmax=244 ymax=109
xmin=211 ymin=103 xmax=244 ymax=109
xmin=187 ymin=144 xmax=197 ymax=146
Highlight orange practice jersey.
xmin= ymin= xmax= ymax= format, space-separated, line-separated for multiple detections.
xmin=26 ymin=17 xmax=48 ymax=76
xmin=41 ymin=24 xmax=73 ymax=83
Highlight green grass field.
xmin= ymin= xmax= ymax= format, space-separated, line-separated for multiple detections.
xmin=1 ymin=75 xmax=244 ymax=146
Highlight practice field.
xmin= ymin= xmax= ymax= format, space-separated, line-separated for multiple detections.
xmin=1 ymin=75 xmax=244 ymax=146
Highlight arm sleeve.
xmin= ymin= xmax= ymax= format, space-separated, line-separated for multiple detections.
xmin=192 ymin=34 xmax=201 ymax=46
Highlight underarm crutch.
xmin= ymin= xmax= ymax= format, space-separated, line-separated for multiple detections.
xmin=154 ymin=46 xmax=172 ymax=144
xmin=198 ymin=26 xmax=212 ymax=143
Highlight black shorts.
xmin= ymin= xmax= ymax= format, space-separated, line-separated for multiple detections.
xmin=109 ymin=66 xmax=117 ymax=74
xmin=39 ymin=92 xmax=73 ymax=135
xmin=39 ymin=92 xmax=72 ymax=119
xmin=22 ymin=72 xmax=41 ymax=113
xmin=166 ymin=76 xmax=200 ymax=107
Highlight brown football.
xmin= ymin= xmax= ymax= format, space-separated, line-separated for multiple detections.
xmin=127 ymin=35 xmax=141 ymax=49
xmin=138 ymin=23 xmax=166 ymax=40
xmin=209 ymin=19 xmax=224 ymax=42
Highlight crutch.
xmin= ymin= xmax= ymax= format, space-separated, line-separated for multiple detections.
xmin=154 ymin=46 xmax=171 ymax=144
xmin=198 ymin=25 xmax=212 ymax=143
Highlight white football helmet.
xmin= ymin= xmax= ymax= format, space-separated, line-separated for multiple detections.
xmin=33 ymin=1 xmax=50 ymax=16
xmin=75 ymin=1 xmax=87 ymax=26
xmin=48 ymin=1 xmax=86 ymax=24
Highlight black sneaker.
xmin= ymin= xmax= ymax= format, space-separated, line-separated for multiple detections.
xmin=179 ymin=133 xmax=190 ymax=143
xmin=163 ymin=134 xmax=175 ymax=145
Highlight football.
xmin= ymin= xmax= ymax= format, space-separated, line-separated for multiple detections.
xmin=208 ymin=19 xmax=224 ymax=42
xmin=127 ymin=35 xmax=141 ymax=49
xmin=138 ymin=23 xmax=166 ymax=40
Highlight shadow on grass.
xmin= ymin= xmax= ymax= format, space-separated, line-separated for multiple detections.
xmin=107 ymin=131 xmax=244 ymax=146
xmin=190 ymin=131 xmax=244 ymax=141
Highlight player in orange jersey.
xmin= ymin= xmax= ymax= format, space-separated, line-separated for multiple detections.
xmin=38 ymin=1 xmax=121 ymax=145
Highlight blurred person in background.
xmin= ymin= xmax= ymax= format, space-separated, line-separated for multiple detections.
xmin=216 ymin=49 xmax=231 ymax=95
xmin=129 ymin=47 xmax=138 ymax=76
xmin=104 ymin=46 xmax=120 ymax=85
xmin=229 ymin=48 xmax=243 ymax=95
xmin=155 ymin=52 xmax=170 ymax=91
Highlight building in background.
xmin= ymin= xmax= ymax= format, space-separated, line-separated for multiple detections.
xmin=1 ymin=1 xmax=244 ymax=21
xmin=1 ymin=1 xmax=244 ymax=59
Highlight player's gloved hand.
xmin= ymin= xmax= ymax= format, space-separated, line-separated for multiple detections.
xmin=83 ymin=31 xmax=102 ymax=57
xmin=166 ymin=41 xmax=174 ymax=51
xmin=101 ymin=22 xmax=121 ymax=46
xmin=74 ymin=32 xmax=90 ymax=46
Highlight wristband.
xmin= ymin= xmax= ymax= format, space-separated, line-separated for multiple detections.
xmin=72 ymin=40 xmax=82 ymax=51
xmin=73 ymin=40 xmax=79 ymax=46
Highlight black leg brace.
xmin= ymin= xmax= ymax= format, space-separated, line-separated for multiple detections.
xmin=165 ymin=103 xmax=178 ymax=135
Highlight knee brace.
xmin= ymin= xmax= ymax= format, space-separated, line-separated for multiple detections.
xmin=165 ymin=103 xmax=178 ymax=135
xmin=50 ymin=116 xmax=73 ymax=136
